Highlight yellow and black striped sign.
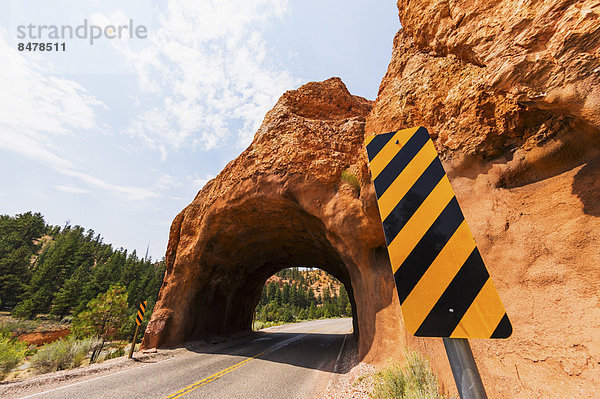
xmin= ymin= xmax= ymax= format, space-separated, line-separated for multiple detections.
xmin=366 ymin=127 xmax=512 ymax=339
xmin=136 ymin=301 xmax=147 ymax=326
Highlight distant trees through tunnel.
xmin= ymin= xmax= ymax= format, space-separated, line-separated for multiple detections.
xmin=253 ymin=268 xmax=353 ymax=330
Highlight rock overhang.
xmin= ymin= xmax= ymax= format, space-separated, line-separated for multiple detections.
xmin=142 ymin=78 xmax=399 ymax=362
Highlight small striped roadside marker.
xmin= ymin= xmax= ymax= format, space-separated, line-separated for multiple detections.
xmin=366 ymin=127 xmax=512 ymax=399
xmin=129 ymin=300 xmax=147 ymax=359
xmin=136 ymin=301 xmax=147 ymax=326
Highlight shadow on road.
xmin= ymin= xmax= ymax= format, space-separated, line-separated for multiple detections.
xmin=181 ymin=329 xmax=358 ymax=374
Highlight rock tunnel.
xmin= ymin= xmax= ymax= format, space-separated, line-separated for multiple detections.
xmin=186 ymin=196 xmax=360 ymax=338
xmin=141 ymin=78 xmax=406 ymax=362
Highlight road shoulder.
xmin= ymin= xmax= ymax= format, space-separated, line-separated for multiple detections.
xmin=322 ymin=335 xmax=376 ymax=399
xmin=0 ymin=333 xmax=253 ymax=399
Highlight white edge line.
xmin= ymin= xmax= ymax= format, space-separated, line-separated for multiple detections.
xmin=19 ymin=356 xmax=178 ymax=399
xmin=333 ymin=328 xmax=352 ymax=373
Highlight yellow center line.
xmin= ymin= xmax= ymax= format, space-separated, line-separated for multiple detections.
xmin=163 ymin=324 xmax=333 ymax=399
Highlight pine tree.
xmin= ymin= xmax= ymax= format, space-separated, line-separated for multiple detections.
xmin=274 ymin=285 xmax=282 ymax=306
xmin=0 ymin=247 xmax=31 ymax=309
xmin=72 ymin=284 xmax=129 ymax=362
xmin=339 ymin=285 xmax=350 ymax=316
xmin=290 ymin=284 xmax=298 ymax=307
xmin=282 ymin=283 xmax=290 ymax=303
xmin=51 ymin=264 xmax=89 ymax=318
xmin=322 ymin=286 xmax=331 ymax=304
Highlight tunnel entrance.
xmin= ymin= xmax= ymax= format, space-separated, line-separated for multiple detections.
xmin=142 ymin=78 xmax=404 ymax=363
xmin=252 ymin=268 xmax=356 ymax=333
xmin=181 ymin=197 xmax=360 ymax=342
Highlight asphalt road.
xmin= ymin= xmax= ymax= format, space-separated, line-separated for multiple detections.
xmin=14 ymin=318 xmax=353 ymax=399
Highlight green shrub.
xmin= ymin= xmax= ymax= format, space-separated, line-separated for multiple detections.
xmin=252 ymin=320 xmax=283 ymax=330
xmin=282 ymin=309 xmax=295 ymax=323
xmin=31 ymin=336 xmax=94 ymax=374
xmin=0 ymin=319 xmax=39 ymax=339
xmin=25 ymin=344 xmax=38 ymax=357
xmin=340 ymin=170 xmax=361 ymax=193
xmin=104 ymin=347 xmax=125 ymax=360
xmin=11 ymin=299 xmax=37 ymax=320
xmin=0 ymin=337 xmax=27 ymax=380
xmin=371 ymin=352 xmax=448 ymax=399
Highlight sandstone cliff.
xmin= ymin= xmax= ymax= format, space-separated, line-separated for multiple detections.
xmin=365 ymin=0 xmax=600 ymax=397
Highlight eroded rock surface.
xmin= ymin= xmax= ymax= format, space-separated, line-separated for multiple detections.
xmin=369 ymin=0 xmax=600 ymax=183
xmin=142 ymin=78 xmax=404 ymax=363
xmin=366 ymin=0 xmax=600 ymax=397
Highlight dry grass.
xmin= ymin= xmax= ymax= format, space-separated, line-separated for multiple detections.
xmin=30 ymin=336 xmax=96 ymax=374
xmin=340 ymin=170 xmax=361 ymax=193
xmin=370 ymin=351 xmax=449 ymax=399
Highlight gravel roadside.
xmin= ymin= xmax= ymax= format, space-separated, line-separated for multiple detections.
xmin=323 ymin=335 xmax=376 ymax=399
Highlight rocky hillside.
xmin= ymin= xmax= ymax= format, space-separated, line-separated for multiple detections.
xmin=266 ymin=269 xmax=342 ymax=298
xmin=142 ymin=78 xmax=381 ymax=352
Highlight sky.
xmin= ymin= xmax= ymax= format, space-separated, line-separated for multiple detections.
xmin=0 ymin=0 xmax=400 ymax=260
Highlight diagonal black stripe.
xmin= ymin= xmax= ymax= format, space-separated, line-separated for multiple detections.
xmin=393 ymin=197 xmax=464 ymax=303
xmin=136 ymin=316 xmax=143 ymax=324
xmin=366 ymin=131 xmax=396 ymax=161
xmin=374 ymin=127 xmax=430 ymax=198
xmin=382 ymin=157 xmax=446 ymax=245
xmin=491 ymin=313 xmax=512 ymax=338
xmin=414 ymin=248 xmax=489 ymax=337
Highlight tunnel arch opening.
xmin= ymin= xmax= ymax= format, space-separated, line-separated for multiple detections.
xmin=253 ymin=267 xmax=355 ymax=329
xmin=181 ymin=196 xmax=360 ymax=342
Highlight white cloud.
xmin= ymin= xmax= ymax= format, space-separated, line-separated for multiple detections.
xmin=61 ymin=169 xmax=160 ymax=201
xmin=0 ymin=130 xmax=74 ymax=171
xmin=0 ymin=1 xmax=299 ymax=204
xmin=55 ymin=185 xmax=91 ymax=194
xmin=0 ymin=28 xmax=100 ymax=172
xmin=190 ymin=174 xmax=215 ymax=189
xmin=156 ymin=173 xmax=182 ymax=190
xmin=116 ymin=0 xmax=298 ymax=155
xmin=0 ymin=34 xmax=102 ymax=136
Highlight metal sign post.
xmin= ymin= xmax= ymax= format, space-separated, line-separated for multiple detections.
xmin=128 ymin=324 xmax=141 ymax=359
xmin=129 ymin=300 xmax=147 ymax=359
xmin=443 ymin=338 xmax=487 ymax=399
xmin=365 ymin=127 xmax=512 ymax=399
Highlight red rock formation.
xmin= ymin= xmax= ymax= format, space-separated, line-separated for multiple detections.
xmin=142 ymin=78 xmax=406 ymax=363
xmin=366 ymin=0 xmax=600 ymax=397
xmin=17 ymin=328 xmax=70 ymax=347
